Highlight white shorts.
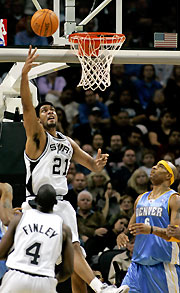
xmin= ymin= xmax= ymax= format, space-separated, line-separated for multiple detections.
xmin=0 ymin=269 xmax=57 ymax=293
xmin=22 ymin=200 xmax=79 ymax=243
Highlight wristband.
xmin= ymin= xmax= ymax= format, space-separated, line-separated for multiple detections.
xmin=150 ymin=226 xmax=153 ymax=234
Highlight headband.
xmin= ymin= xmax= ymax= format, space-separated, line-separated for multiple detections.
xmin=158 ymin=160 xmax=174 ymax=185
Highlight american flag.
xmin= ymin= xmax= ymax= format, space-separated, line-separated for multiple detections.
xmin=154 ymin=33 xmax=177 ymax=48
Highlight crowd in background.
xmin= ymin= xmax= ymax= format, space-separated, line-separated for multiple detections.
xmin=0 ymin=0 xmax=180 ymax=288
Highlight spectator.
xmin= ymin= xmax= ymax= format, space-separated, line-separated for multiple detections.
xmin=119 ymin=195 xmax=134 ymax=219
xmin=148 ymin=109 xmax=177 ymax=147
xmin=105 ymin=64 xmax=137 ymax=103
xmin=164 ymin=65 xmax=180 ymax=122
xmin=133 ymin=64 xmax=162 ymax=110
xmin=146 ymin=88 xmax=167 ymax=124
xmin=105 ymin=233 xmax=135 ymax=286
xmin=140 ymin=148 xmax=156 ymax=177
xmin=106 ymin=134 xmax=123 ymax=177
xmin=14 ymin=15 xmax=49 ymax=46
xmin=73 ymin=107 xmax=108 ymax=145
xmin=107 ymin=193 xmax=135 ymax=225
xmin=157 ymin=128 xmax=180 ymax=162
xmin=162 ymin=152 xmax=175 ymax=164
xmin=127 ymin=168 xmax=150 ymax=199
xmin=84 ymin=215 xmax=129 ymax=266
xmin=65 ymin=172 xmax=87 ymax=210
xmin=91 ymin=133 xmax=106 ymax=158
xmin=56 ymin=107 xmax=70 ymax=136
xmin=76 ymin=190 xmax=107 ymax=246
xmin=78 ymin=90 xmax=110 ymax=125
xmin=109 ymin=110 xmax=134 ymax=145
xmin=37 ymin=71 xmax=67 ymax=102
xmin=108 ymin=88 xmax=146 ymax=126
xmin=45 ymin=85 xmax=79 ymax=128
xmin=124 ymin=127 xmax=146 ymax=165
xmin=87 ymin=170 xmax=110 ymax=203
xmin=96 ymin=180 xmax=121 ymax=222
xmin=111 ymin=149 xmax=138 ymax=194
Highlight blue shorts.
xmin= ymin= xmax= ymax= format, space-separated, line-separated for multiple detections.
xmin=121 ymin=261 xmax=180 ymax=293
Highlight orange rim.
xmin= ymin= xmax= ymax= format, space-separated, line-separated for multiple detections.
xmin=69 ymin=32 xmax=126 ymax=44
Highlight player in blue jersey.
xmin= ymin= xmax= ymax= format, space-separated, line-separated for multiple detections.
xmin=117 ymin=160 xmax=180 ymax=293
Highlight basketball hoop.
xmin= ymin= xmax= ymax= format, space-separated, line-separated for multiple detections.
xmin=69 ymin=32 xmax=126 ymax=91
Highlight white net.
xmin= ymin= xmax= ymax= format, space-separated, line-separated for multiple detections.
xmin=69 ymin=33 xmax=126 ymax=91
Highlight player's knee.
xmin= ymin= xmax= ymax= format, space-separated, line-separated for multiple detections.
xmin=73 ymin=242 xmax=87 ymax=258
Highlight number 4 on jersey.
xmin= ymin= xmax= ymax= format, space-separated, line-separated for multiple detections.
xmin=26 ymin=242 xmax=41 ymax=265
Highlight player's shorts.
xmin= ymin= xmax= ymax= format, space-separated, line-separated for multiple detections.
xmin=121 ymin=261 xmax=180 ymax=293
xmin=0 ymin=269 xmax=57 ymax=293
xmin=53 ymin=199 xmax=79 ymax=243
xmin=22 ymin=199 xmax=79 ymax=243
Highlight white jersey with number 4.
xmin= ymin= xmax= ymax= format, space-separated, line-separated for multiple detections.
xmin=24 ymin=131 xmax=73 ymax=199
xmin=6 ymin=209 xmax=63 ymax=277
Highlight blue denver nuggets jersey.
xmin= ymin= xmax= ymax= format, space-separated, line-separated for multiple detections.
xmin=132 ymin=190 xmax=180 ymax=265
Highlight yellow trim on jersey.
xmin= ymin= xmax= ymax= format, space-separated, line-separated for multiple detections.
xmin=136 ymin=191 xmax=148 ymax=205
xmin=158 ymin=160 xmax=174 ymax=185
xmin=168 ymin=191 xmax=177 ymax=215
xmin=148 ymin=190 xmax=172 ymax=202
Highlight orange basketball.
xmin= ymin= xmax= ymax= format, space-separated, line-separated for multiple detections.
xmin=31 ymin=9 xmax=59 ymax=37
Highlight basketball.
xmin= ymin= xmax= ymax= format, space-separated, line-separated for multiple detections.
xmin=31 ymin=9 xmax=59 ymax=37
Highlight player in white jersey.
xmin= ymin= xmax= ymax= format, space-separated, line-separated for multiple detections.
xmin=20 ymin=45 xmax=129 ymax=293
xmin=0 ymin=184 xmax=74 ymax=293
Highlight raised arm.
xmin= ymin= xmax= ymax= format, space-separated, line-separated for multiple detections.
xmin=68 ymin=137 xmax=109 ymax=173
xmin=21 ymin=45 xmax=46 ymax=158
xmin=56 ymin=223 xmax=74 ymax=282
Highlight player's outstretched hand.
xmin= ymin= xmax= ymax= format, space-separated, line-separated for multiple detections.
xmin=117 ymin=232 xmax=129 ymax=248
xmin=22 ymin=45 xmax=39 ymax=75
xmin=129 ymin=223 xmax=151 ymax=235
xmin=94 ymin=148 xmax=109 ymax=172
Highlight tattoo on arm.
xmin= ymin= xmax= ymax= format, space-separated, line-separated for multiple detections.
xmin=153 ymin=227 xmax=169 ymax=240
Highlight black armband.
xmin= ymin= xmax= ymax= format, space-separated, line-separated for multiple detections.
xmin=150 ymin=226 xmax=153 ymax=234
